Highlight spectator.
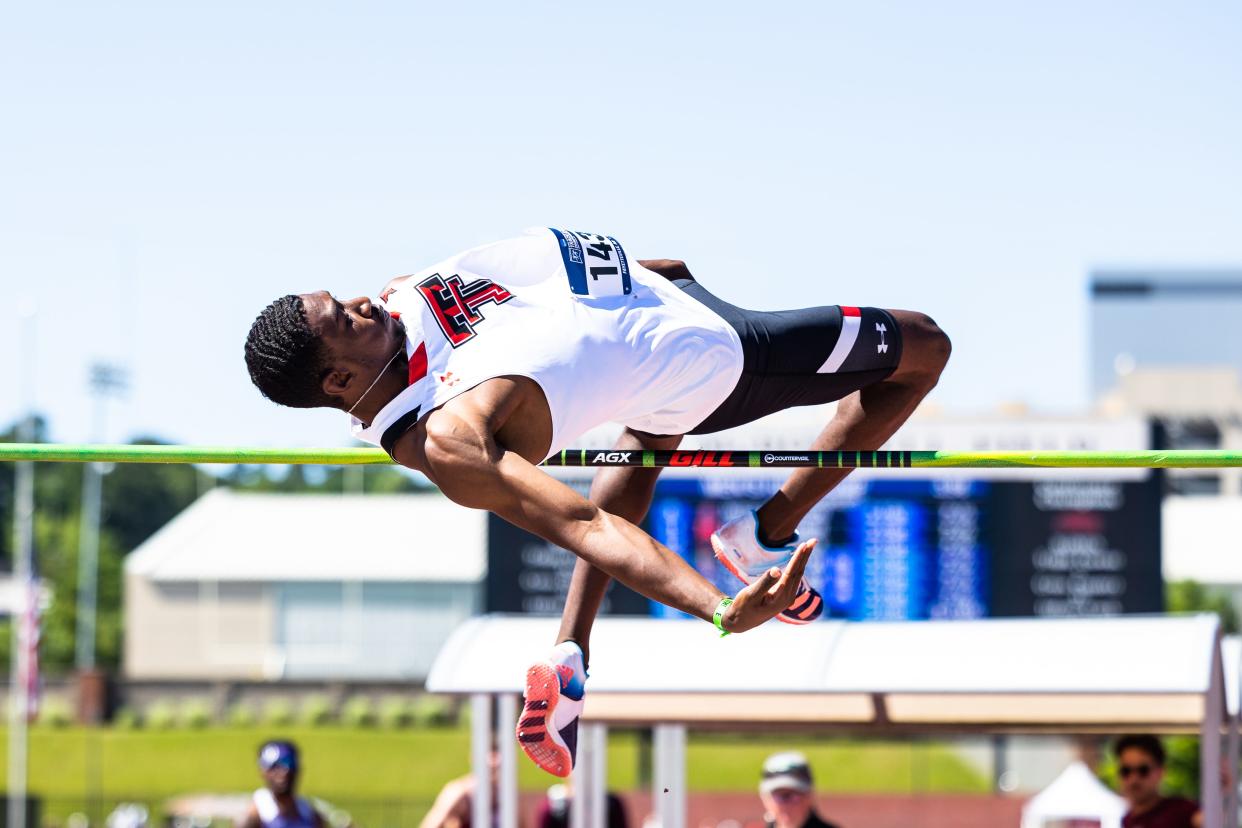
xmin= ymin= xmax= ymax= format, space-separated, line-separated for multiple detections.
xmin=238 ymin=740 xmax=326 ymax=828
xmin=419 ymin=772 xmax=475 ymax=828
xmin=758 ymin=752 xmax=840 ymax=828
xmin=420 ymin=751 xmax=529 ymax=828
xmin=1113 ymin=735 xmax=1200 ymax=828
xmin=535 ymin=782 xmax=628 ymax=828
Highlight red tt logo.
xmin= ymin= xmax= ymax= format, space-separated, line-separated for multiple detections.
xmin=417 ymin=273 xmax=513 ymax=347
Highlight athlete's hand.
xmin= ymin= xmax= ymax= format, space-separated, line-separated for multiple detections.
xmin=720 ymin=539 xmax=817 ymax=633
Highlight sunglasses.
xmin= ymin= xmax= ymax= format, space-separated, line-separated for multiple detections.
xmin=770 ymin=789 xmax=809 ymax=802
xmin=1119 ymin=764 xmax=1153 ymax=779
xmin=262 ymin=757 xmax=297 ymax=772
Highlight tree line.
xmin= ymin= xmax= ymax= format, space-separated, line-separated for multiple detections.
xmin=0 ymin=416 xmax=424 ymax=674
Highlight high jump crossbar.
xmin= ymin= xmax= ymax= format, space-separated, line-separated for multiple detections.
xmin=1 ymin=444 xmax=1241 ymax=468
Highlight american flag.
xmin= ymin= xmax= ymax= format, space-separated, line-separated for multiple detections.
xmin=18 ymin=570 xmax=41 ymax=722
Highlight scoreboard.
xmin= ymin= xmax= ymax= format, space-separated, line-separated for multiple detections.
xmin=486 ymin=473 xmax=1163 ymax=620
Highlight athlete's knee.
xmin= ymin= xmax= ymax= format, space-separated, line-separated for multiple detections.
xmin=897 ymin=311 xmax=951 ymax=381
xmin=638 ymin=259 xmax=695 ymax=283
xmin=919 ymin=314 xmax=952 ymax=371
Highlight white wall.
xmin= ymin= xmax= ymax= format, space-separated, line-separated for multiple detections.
xmin=275 ymin=581 xmax=479 ymax=679
xmin=125 ymin=576 xmax=479 ymax=681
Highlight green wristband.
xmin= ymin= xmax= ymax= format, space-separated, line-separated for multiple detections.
xmin=713 ymin=597 xmax=734 ymax=637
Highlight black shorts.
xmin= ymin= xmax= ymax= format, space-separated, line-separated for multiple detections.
xmin=672 ymin=279 xmax=903 ymax=435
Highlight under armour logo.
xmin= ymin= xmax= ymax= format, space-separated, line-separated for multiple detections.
xmin=437 ymin=371 xmax=460 ymax=387
xmin=876 ymin=322 xmax=888 ymax=354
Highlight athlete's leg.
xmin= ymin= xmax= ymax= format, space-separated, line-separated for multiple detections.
xmin=556 ymin=428 xmax=683 ymax=667
xmin=754 ymin=310 xmax=951 ymax=545
xmin=519 ymin=428 xmax=680 ymax=776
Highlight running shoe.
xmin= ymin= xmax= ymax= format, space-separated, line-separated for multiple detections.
xmin=517 ymin=641 xmax=587 ymax=777
xmin=710 ymin=510 xmax=823 ymax=624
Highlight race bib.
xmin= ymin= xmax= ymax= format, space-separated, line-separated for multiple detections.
xmin=548 ymin=228 xmax=633 ymax=298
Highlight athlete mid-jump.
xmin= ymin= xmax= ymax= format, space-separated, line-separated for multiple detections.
xmin=244 ymin=228 xmax=950 ymax=777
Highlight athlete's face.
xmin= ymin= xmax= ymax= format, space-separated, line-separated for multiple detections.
xmin=300 ymin=291 xmax=405 ymax=401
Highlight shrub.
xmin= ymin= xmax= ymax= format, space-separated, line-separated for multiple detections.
xmin=146 ymin=699 xmax=177 ymax=729
xmin=181 ymin=698 xmax=212 ymax=729
xmin=412 ymin=696 xmax=453 ymax=728
xmin=378 ymin=696 xmax=415 ymax=729
xmin=299 ymin=694 xmax=334 ymax=727
xmin=112 ymin=706 xmax=143 ymax=729
xmin=37 ymin=698 xmax=74 ymax=728
xmin=263 ymin=699 xmax=295 ymax=727
xmin=226 ymin=702 xmax=257 ymax=727
xmin=341 ymin=696 xmax=376 ymax=728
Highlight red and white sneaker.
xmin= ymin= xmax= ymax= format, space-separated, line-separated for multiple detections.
xmin=516 ymin=641 xmax=587 ymax=777
xmin=711 ymin=511 xmax=824 ymax=625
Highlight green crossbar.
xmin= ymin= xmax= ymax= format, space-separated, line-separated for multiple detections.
xmin=1 ymin=444 xmax=1241 ymax=468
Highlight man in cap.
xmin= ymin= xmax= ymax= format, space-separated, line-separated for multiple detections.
xmin=238 ymin=740 xmax=326 ymax=828
xmin=759 ymin=752 xmax=841 ymax=828
xmin=1113 ymin=735 xmax=1201 ymax=828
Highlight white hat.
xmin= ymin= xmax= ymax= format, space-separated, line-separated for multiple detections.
xmin=759 ymin=751 xmax=813 ymax=794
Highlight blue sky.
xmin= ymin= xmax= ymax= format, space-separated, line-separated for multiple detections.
xmin=2 ymin=1 xmax=1240 ymax=448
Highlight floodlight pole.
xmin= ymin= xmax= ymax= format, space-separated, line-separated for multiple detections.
xmin=7 ymin=308 xmax=37 ymax=828
xmin=75 ymin=457 xmax=102 ymax=671
xmin=7 ymin=417 xmax=34 ymax=828
xmin=75 ymin=362 xmax=127 ymax=680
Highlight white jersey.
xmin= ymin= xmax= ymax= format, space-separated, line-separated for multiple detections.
xmin=351 ymin=228 xmax=744 ymax=459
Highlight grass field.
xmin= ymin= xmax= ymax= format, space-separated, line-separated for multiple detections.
xmin=0 ymin=725 xmax=987 ymax=825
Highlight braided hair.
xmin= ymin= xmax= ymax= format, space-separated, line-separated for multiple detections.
xmin=244 ymin=295 xmax=336 ymax=408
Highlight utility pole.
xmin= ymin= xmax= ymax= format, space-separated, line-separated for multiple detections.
xmin=8 ymin=421 xmax=34 ymax=828
xmin=8 ymin=307 xmax=37 ymax=828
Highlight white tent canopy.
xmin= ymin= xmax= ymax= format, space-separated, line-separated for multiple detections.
xmin=426 ymin=614 xmax=1235 ymax=828
xmin=1020 ymin=761 xmax=1127 ymax=828
xmin=429 ymin=614 xmax=1225 ymax=730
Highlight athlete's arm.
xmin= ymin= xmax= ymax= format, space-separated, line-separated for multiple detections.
xmin=394 ymin=411 xmax=812 ymax=633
